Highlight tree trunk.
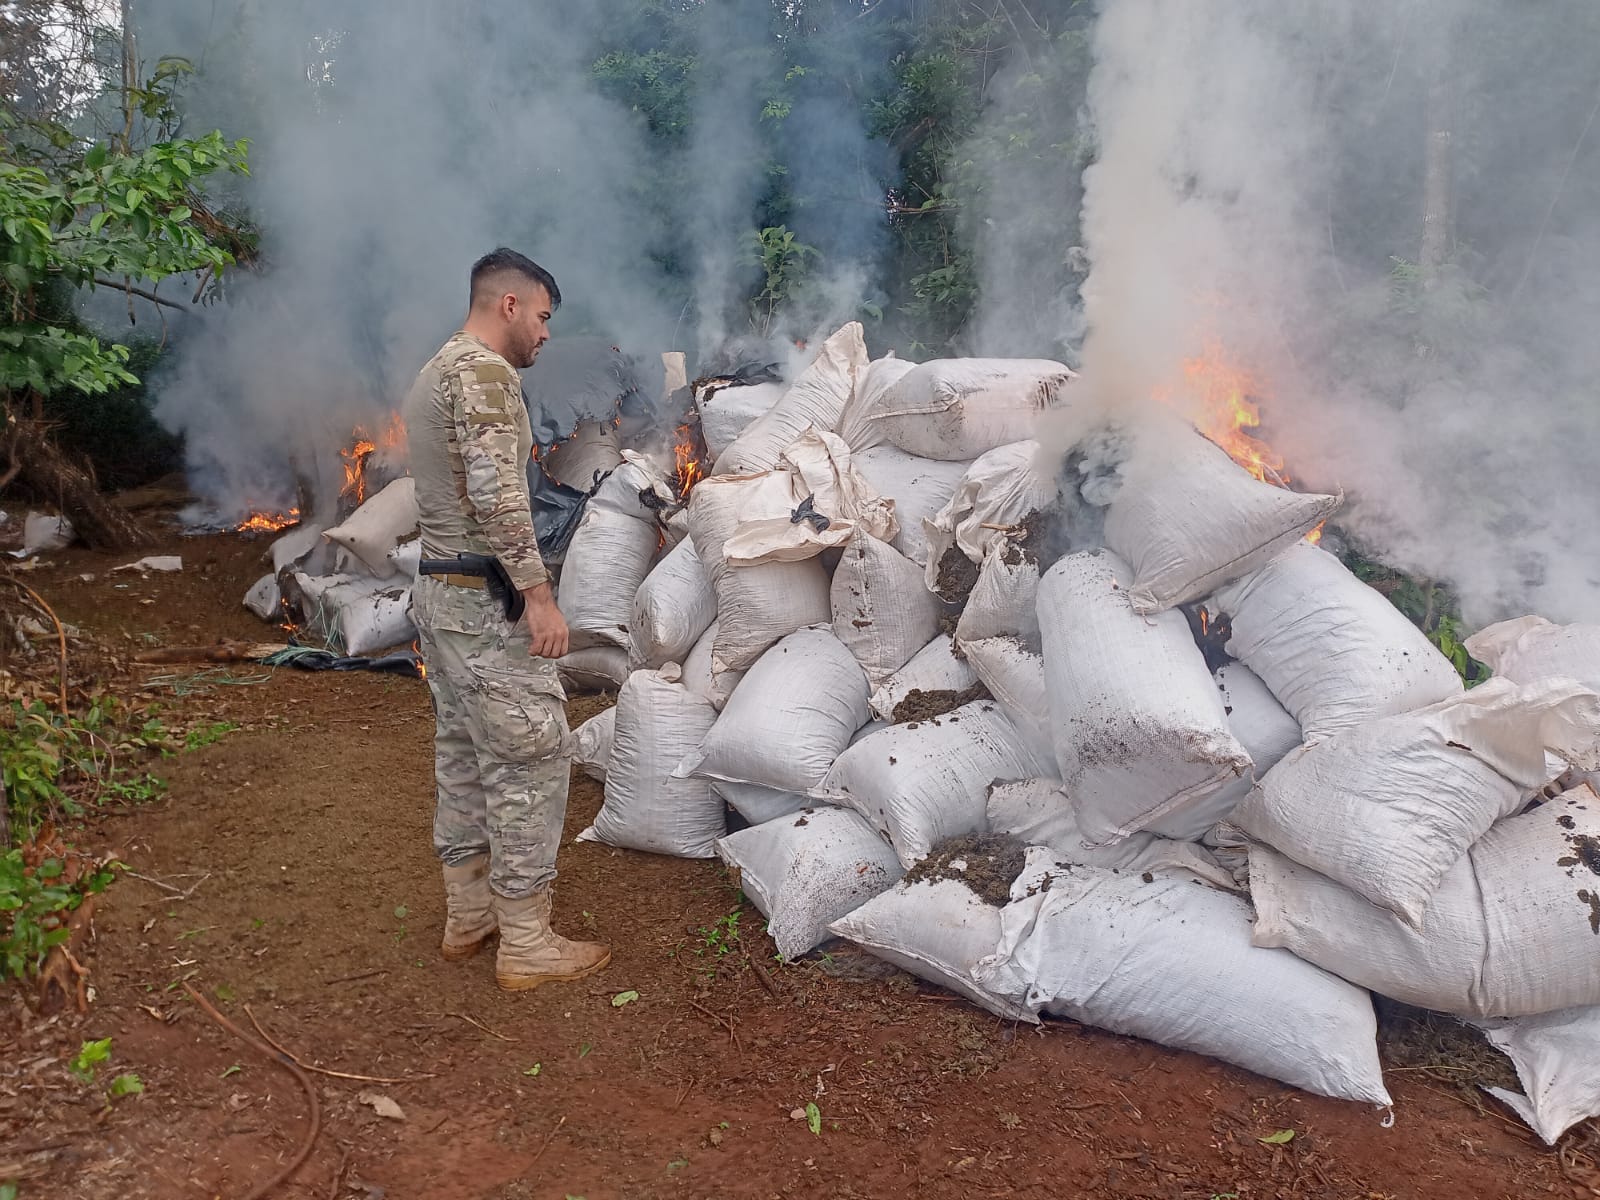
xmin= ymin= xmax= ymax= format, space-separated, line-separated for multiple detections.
xmin=1419 ymin=24 xmax=1455 ymax=288
xmin=3 ymin=406 xmax=153 ymax=549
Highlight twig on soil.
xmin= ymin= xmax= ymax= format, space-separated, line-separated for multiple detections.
xmin=686 ymin=999 xmax=742 ymax=1051
xmin=182 ymin=982 xmax=320 ymax=1200
xmin=321 ymin=968 xmax=389 ymax=986
xmin=745 ymin=951 xmax=780 ymax=999
xmin=327 ymin=1148 xmax=350 ymax=1200
xmin=672 ymin=1077 xmax=695 ymax=1112
xmin=530 ymin=1115 xmax=567 ymax=1166
xmin=124 ymin=869 xmax=210 ymax=900
xmin=441 ymin=1011 xmax=517 ymax=1042
xmin=245 ymin=1005 xmax=430 ymax=1085
xmin=3 ymin=579 xmax=68 ymax=716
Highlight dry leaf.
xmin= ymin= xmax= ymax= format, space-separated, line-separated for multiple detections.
xmin=358 ymin=1090 xmax=406 ymax=1121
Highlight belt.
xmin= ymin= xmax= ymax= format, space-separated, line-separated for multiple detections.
xmin=431 ymin=573 xmax=487 ymax=590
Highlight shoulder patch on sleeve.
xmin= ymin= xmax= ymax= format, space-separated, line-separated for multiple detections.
xmin=465 ymin=361 xmax=514 ymax=388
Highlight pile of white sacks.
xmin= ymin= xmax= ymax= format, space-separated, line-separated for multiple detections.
xmin=568 ymin=321 xmax=1600 ymax=1144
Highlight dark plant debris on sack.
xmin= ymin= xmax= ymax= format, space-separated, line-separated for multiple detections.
xmin=891 ymin=682 xmax=991 ymax=724
xmin=905 ymin=832 xmax=1027 ymax=908
xmin=934 ymin=546 xmax=979 ymax=601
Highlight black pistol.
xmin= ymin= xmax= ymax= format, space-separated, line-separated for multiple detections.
xmin=418 ymin=554 xmax=526 ymax=623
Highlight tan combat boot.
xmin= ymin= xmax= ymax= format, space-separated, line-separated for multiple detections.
xmin=440 ymin=855 xmax=497 ymax=962
xmin=493 ymin=889 xmax=611 ymax=991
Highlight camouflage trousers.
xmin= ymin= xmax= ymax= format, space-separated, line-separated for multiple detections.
xmin=411 ymin=575 xmax=570 ymax=899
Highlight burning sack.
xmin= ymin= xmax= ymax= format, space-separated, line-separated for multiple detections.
xmin=851 ymin=446 xmax=968 ymax=568
xmin=1232 ymin=677 xmax=1600 ymax=928
xmin=687 ymin=475 xmax=832 ymax=674
xmin=290 ymin=571 xmax=415 ymax=657
xmin=1465 ymin=616 xmax=1600 ymax=693
xmin=1210 ymin=540 xmax=1464 ymax=741
xmin=923 ymin=441 xmax=1060 ymax=598
xmin=715 ymin=806 xmax=904 ymax=961
xmin=578 ymin=668 xmax=724 ymax=858
xmin=1038 ymin=550 xmax=1250 ymax=846
xmin=696 ymin=379 xmax=784 ymax=461
xmin=322 ymin=477 xmax=419 ymax=577
xmin=835 ymin=353 xmax=917 ymax=452
xmin=1248 ymin=785 xmax=1600 ymax=1017
xmin=1101 ymin=419 xmax=1340 ymax=615
xmin=831 ymin=530 xmax=943 ymax=687
xmin=985 ymin=780 xmax=1234 ymax=886
xmin=628 ymin=537 xmax=717 ymax=671
xmin=720 ymin=430 xmax=896 ymax=566
xmin=867 ymin=633 xmax=980 ymax=723
xmin=828 ymin=875 xmax=1037 ymax=1023
xmin=714 ymin=322 xmax=867 ymax=475
xmin=866 ymin=358 xmax=1076 ymax=462
xmin=243 ymin=573 xmax=281 ymax=622
xmin=974 ymin=849 xmax=1392 ymax=1107
xmin=270 ymin=522 xmax=334 ymax=577
xmin=677 ymin=626 xmax=870 ymax=795
xmin=816 ymin=701 xmax=1045 ymax=869
xmin=1473 ymin=1006 xmax=1600 ymax=1144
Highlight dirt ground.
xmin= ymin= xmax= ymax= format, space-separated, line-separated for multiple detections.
xmin=3 ymin=529 xmax=1597 ymax=1200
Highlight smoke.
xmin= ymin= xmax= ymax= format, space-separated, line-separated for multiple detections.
xmin=128 ymin=1 xmax=891 ymax=518
xmin=1021 ymin=0 xmax=1600 ymax=625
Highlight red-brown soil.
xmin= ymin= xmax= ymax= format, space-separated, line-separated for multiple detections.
xmin=1 ymin=529 xmax=1594 ymax=1200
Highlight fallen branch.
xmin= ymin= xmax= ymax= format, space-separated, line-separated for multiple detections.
xmin=92 ymin=276 xmax=191 ymax=313
xmin=244 ymin=1005 xmax=429 ymax=1085
xmin=182 ymin=983 xmax=321 ymax=1200
xmin=745 ymin=951 xmax=780 ymax=1000
xmin=441 ymin=1010 xmax=517 ymax=1043
xmin=124 ymin=869 xmax=210 ymax=900
xmin=2 ymin=578 xmax=68 ymax=716
xmin=530 ymin=1115 xmax=567 ymax=1167
xmin=134 ymin=640 xmax=287 ymax=665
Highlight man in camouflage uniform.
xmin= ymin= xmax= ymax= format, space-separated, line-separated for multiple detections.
xmin=402 ymin=248 xmax=610 ymax=991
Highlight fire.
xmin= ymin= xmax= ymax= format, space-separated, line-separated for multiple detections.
xmin=236 ymin=507 xmax=301 ymax=534
xmin=1169 ymin=345 xmax=1289 ymax=486
xmin=341 ymin=433 xmax=379 ymax=505
xmin=411 ymin=638 xmax=427 ymax=680
xmin=673 ymin=422 xmax=704 ymax=498
xmin=379 ymin=411 xmax=407 ymax=454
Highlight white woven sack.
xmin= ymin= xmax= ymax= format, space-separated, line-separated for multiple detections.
xmin=270 ymin=523 xmax=332 ymax=576
xmin=629 ymin=536 xmax=716 ymax=669
xmin=715 ymin=322 xmax=866 ymax=475
xmin=579 ymin=669 xmax=724 ymax=858
xmin=852 ymin=447 xmax=968 ymax=567
xmin=1465 ymin=616 xmax=1600 ymax=693
xmin=975 ymin=849 xmax=1390 ymax=1106
xmin=1249 ymin=785 xmax=1600 ymax=1017
xmin=923 ymin=441 xmax=1059 ymax=596
xmin=696 ymin=380 xmax=784 ymax=461
xmin=867 ymin=634 xmax=979 ymax=723
xmin=1474 ymin=1006 xmax=1600 ymax=1144
xmin=555 ymin=646 xmax=629 ymax=692
xmin=960 ymin=636 xmax=1052 ymax=765
xmin=680 ymin=621 xmax=743 ymax=710
xmin=1102 ymin=420 xmax=1340 ymax=615
xmin=984 ymin=780 xmax=1235 ymax=888
xmin=828 ymin=878 xmax=1037 ymax=1022
xmin=678 ymin=627 xmax=869 ymax=794
xmin=574 ymin=707 xmax=616 ymax=783
xmin=716 ymin=806 xmax=903 ymax=960
xmin=687 ymin=474 xmax=832 ymax=674
xmin=589 ymin=451 xmax=676 ymax=520
xmin=722 ymin=430 xmax=896 ymax=565
xmin=955 ymin=543 xmax=1040 ymax=645
xmin=869 ymin=358 xmax=1075 ymax=461
xmin=387 ymin=536 xmax=421 ymax=579
xmin=836 ymin=354 xmax=917 ymax=452
xmin=817 ymin=701 xmax=1045 ymax=868
xmin=1152 ymin=663 xmax=1303 ymax=841
xmin=322 ymin=478 xmax=419 ymax=577
xmin=559 ymin=506 xmax=659 ymax=651
xmin=712 ymin=780 xmax=811 ymax=825
xmin=293 ymin=572 xmax=415 ymax=656
xmin=832 ymin=531 xmax=943 ymax=686
xmin=1235 ymin=677 xmax=1600 ymax=926
xmin=1038 ymin=550 xmax=1249 ymax=846
xmin=1212 ymin=541 xmax=1462 ymax=740
xmin=244 ymin=573 xmax=281 ymax=621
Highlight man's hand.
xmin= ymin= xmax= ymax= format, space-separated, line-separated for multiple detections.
xmin=521 ymin=583 xmax=569 ymax=660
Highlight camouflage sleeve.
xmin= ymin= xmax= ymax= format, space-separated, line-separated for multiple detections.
xmin=447 ymin=358 xmax=549 ymax=592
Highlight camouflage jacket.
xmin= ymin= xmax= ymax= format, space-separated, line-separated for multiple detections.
xmin=403 ymin=331 xmax=549 ymax=594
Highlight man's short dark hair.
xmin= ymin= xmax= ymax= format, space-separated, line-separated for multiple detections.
xmin=469 ymin=247 xmax=562 ymax=311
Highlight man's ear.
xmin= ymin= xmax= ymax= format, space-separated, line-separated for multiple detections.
xmin=499 ymin=292 xmax=518 ymax=322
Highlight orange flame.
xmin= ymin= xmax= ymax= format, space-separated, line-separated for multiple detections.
xmin=673 ymin=423 xmax=704 ymax=498
xmin=340 ymin=433 xmax=379 ymax=504
xmin=235 ymin=507 xmax=301 ymax=534
xmin=1169 ymin=346 xmax=1289 ymax=486
xmin=411 ymin=638 xmax=427 ymax=680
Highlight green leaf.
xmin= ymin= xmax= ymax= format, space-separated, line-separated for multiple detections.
xmin=220 ymin=1064 xmax=241 ymax=1078
xmin=1258 ymin=1129 xmax=1295 ymax=1145
xmin=578 ymin=1042 xmax=592 ymax=1058
xmin=611 ymin=989 xmax=639 ymax=1007
xmin=108 ymin=1072 xmax=144 ymax=1097
xmin=805 ymin=1102 xmax=821 ymax=1136
xmin=170 ymin=207 xmax=192 ymax=223
xmin=523 ymin=1063 xmax=542 ymax=1076
xmin=393 ymin=905 xmax=408 ymax=920
xmin=214 ymin=984 xmax=235 ymax=1002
